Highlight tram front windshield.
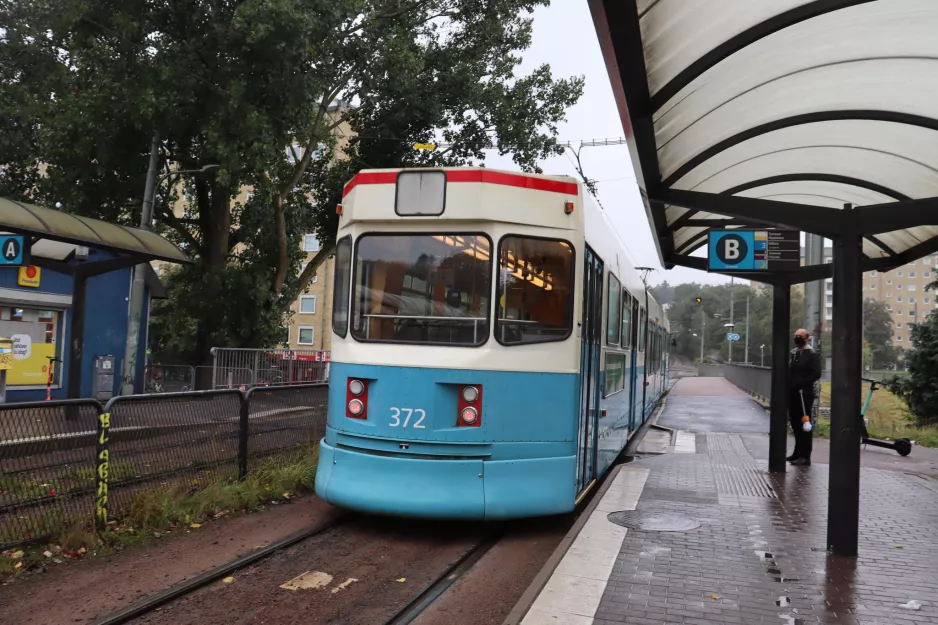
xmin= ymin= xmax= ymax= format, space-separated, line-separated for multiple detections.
xmin=352 ymin=234 xmax=492 ymax=345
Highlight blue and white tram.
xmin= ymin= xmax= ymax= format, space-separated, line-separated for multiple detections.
xmin=315 ymin=168 xmax=669 ymax=519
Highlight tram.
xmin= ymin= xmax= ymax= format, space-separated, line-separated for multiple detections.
xmin=315 ymin=167 xmax=670 ymax=519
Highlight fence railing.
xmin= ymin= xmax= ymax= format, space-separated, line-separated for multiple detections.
xmin=210 ymin=348 xmax=330 ymax=390
xmin=698 ymin=363 xmax=772 ymax=401
xmin=0 ymin=384 xmax=327 ymax=550
xmin=144 ymin=364 xmax=195 ymax=393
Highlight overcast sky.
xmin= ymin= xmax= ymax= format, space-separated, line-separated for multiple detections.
xmin=484 ymin=0 xmax=731 ymax=287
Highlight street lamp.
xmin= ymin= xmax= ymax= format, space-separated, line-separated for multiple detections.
xmin=760 ymin=344 xmax=765 ymax=367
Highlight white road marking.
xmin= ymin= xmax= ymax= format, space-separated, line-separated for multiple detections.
xmin=280 ymin=571 xmax=333 ymax=591
xmin=674 ymin=430 xmax=696 ymax=453
xmin=520 ymin=466 xmax=649 ymax=625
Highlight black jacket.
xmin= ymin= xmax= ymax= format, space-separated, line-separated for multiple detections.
xmin=789 ymin=346 xmax=821 ymax=393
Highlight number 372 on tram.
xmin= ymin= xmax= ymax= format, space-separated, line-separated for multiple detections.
xmin=315 ymin=168 xmax=670 ymax=519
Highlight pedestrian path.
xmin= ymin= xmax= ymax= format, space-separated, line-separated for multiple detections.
xmin=509 ymin=376 xmax=938 ymax=625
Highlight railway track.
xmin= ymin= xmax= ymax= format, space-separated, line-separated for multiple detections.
xmin=90 ymin=513 xmax=500 ymax=625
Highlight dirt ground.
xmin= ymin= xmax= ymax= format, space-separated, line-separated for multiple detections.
xmin=136 ymin=516 xmax=485 ymax=625
xmin=0 ymin=495 xmax=342 ymax=625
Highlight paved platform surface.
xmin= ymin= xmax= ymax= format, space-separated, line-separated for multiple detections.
xmin=515 ymin=376 xmax=938 ymax=625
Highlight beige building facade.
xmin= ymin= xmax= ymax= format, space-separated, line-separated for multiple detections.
xmin=283 ymin=235 xmax=335 ymax=353
xmin=864 ymin=257 xmax=938 ymax=347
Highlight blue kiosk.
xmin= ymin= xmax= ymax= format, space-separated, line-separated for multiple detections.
xmin=0 ymin=197 xmax=188 ymax=401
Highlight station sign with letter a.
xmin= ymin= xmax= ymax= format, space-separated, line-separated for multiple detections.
xmin=0 ymin=235 xmax=27 ymax=266
xmin=707 ymin=230 xmax=800 ymax=272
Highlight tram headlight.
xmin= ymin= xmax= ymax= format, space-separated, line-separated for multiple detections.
xmin=349 ymin=379 xmax=365 ymax=396
xmin=348 ymin=398 xmax=365 ymax=417
xmin=461 ymin=385 xmax=479 ymax=403
xmin=460 ymin=406 xmax=478 ymax=425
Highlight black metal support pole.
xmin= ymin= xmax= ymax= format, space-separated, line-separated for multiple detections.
xmin=828 ymin=216 xmax=864 ymax=556
xmin=768 ymin=284 xmax=791 ymax=473
xmin=237 ymin=390 xmax=250 ymax=480
xmin=67 ymin=272 xmax=88 ymax=400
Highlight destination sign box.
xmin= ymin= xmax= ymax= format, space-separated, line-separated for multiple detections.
xmin=707 ymin=230 xmax=800 ymax=272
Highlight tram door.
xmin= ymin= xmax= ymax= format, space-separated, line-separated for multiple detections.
xmin=628 ymin=297 xmax=641 ymax=432
xmin=576 ymin=247 xmax=603 ymax=494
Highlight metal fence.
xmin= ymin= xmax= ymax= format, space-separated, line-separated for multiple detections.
xmin=144 ymin=364 xmax=195 ymax=393
xmin=211 ymin=348 xmax=330 ymax=390
xmin=0 ymin=384 xmax=328 ymax=550
xmin=698 ymin=363 xmax=773 ymax=402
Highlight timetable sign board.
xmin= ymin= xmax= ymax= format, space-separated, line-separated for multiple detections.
xmin=707 ymin=230 xmax=800 ymax=272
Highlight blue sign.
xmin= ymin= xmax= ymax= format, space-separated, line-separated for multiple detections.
xmin=727 ymin=333 xmax=741 ymax=342
xmin=707 ymin=230 xmax=799 ymax=272
xmin=0 ymin=235 xmax=25 ymax=266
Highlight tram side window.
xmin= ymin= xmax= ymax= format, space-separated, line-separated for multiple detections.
xmin=332 ymin=235 xmax=352 ymax=337
xmin=496 ymin=236 xmax=575 ymax=345
xmin=621 ymin=291 xmax=633 ymax=348
xmin=604 ymin=353 xmax=626 ymax=397
xmin=606 ymin=274 xmax=621 ymax=345
xmin=351 ymin=233 xmax=492 ymax=346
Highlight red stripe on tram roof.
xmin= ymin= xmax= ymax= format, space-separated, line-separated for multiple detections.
xmin=342 ymin=169 xmax=579 ymax=198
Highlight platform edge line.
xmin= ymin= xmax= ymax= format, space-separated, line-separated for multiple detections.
xmin=500 ymin=463 xmax=624 ymax=625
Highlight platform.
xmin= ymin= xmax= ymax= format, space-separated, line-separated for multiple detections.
xmin=507 ymin=377 xmax=938 ymax=625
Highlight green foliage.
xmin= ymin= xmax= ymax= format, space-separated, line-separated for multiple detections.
xmin=885 ymin=310 xmax=938 ymax=426
xmin=0 ymin=0 xmax=584 ymax=364
xmin=862 ymin=298 xmax=897 ymax=369
xmin=652 ymin=282 xmax=804 ymax=365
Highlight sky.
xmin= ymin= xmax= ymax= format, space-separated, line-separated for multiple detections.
xmin=483 ymin=0 xmax=731 ymax=287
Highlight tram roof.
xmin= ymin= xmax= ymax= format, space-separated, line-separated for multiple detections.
xmin=589 ymin=0 xmax=938 ymax=276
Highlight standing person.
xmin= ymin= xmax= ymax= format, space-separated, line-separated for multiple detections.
xmin=788 ymin=328 xmax=821 ymax=465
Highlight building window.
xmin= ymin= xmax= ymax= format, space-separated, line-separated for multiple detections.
xmin=898 ymin=323 xmax=903 ymax=328
xmin=898 ymin=271 xmax=904 ymax=277
xmin=280 ymin=325 xmax=290 ymax=346
xmin=870 ymin=284 xmax=876 ymax=290
xmin=887 ymin=292 xmax=892 ymax=298
xmin=926 ymin=297 xmax=931 ymax=304
xmin=886 ymin=305 xmax=892 ymax=311
xmin=299 ymin=295 xmax=316 ymax=314
xmin=897 ymin=309 xmax=904 ymax=315
xmin=926 ymin=257 xmax=933 ymax=265
xmin=910 ymin=310 xmax=916 ymax=317
xmin=887 ymin=279 xmax=893 ymax=285
xmin=303 ymin=234 xmax=320 ymax=252
xmin=897 ymin=296 xmax=903 ymax=303
xmin=926 ymin=272 xmax=932 ymax=279
xmin=910 ymin=297 xmax=916 ymax=303
xmin=0 ymin=307 xmax=61 ymax=386
xmin=826 ymin=294 xmax=832 ymax=304
xmin=910 ymin=272 xmax=916 ymax=278
xmin=298 ymin=326 xmax=315 ymax=345
xmin=898 ymin=284 xmax=903 ymax=289
xmin=870 ymin=271 xmax=877 ymax=277
xmin=897 ymin=336 xmax=903 ymax=342
xmin=826 ymin=307 xmax=832 ymax=318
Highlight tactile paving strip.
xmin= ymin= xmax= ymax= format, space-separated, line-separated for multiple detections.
xmin=708 ymin=434 xmax=776 ymax=498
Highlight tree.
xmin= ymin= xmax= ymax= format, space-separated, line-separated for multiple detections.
xmin=886 ymin=278 xmax=938 ymax=424
xmin=0 ymin=0 xmax=584 ymax=366
xmin=862 ymin=298 xmax=896 ymax=369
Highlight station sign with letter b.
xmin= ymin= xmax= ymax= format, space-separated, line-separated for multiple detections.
xmin=707 ymin=229 xmax=799 ymax=272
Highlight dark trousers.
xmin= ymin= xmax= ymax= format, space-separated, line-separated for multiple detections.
xmin=788 ymin=388 xmax=814 ymax=459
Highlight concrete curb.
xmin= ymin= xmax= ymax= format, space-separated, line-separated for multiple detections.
xmin=500 ymin=462 xmax=624 ymax=625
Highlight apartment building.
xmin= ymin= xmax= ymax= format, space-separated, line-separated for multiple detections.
xmin=864 ymin=258 xmax=938 ymax=346
xmin=283 ymin=234 xmax=334 ymax=352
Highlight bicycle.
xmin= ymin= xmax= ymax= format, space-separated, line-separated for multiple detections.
xmin=859 ymin=377 xmax=912 ymax=457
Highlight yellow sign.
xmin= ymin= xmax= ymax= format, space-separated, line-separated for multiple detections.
xmin=413 ymin=143 xmax=437 ymax=151
xmin=8 ymin=341 xmax=56 ymax=385
xmin=17 ymin=265 xmax=40 ymax=288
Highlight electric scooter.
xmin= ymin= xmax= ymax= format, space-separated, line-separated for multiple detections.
xmin=859 ymin=377 xmax=912 ymax=457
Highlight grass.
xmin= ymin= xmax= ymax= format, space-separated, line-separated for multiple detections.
xmin=0 ymin=446 xmax=319 ymax=581
xmin=816 ymin=382 xmax=938 ymax=448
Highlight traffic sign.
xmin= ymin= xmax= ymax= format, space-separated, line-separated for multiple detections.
xmin=727 ymin=333 xmax=741 ymax=341
xmin=0 ymin=235 xmax=26 ymax=266
xmin=707 ymin=230 xmax=799 ymax=272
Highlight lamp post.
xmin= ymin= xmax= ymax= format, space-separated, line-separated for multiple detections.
xmin=121 ymin=136 xmax=220 ymax=396
xmin=760 ymin=344 xmax=765 ymax=367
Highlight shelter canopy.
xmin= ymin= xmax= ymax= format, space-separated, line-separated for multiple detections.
xmin=590 ymin=0 xmax=938 ymax=277
xmin=0 ymin=197 xmax=188 ymax=264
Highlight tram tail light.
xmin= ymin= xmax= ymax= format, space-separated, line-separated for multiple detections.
xmin=457 ymin=385 xmax=482 ymax=427
xmin=346 ymin=378 xmax=368 ymax=419
xmin=564 ymin=201 xmax=574 ymax=214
